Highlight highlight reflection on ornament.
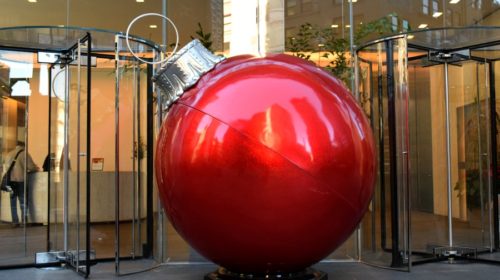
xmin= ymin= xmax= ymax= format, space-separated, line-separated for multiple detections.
xmin=155 ymin=40 xmax=376 ymax=278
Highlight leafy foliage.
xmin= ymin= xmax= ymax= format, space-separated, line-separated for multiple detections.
xmin=354 ymin=13 xmax=399 ymax=43
xmin=285 ymin=14 xmax=398 ymax=85
xmin=287 ymin=23 xmax=315 ymax=60
xmin=191 ymin=22 xmax=213 ymax=51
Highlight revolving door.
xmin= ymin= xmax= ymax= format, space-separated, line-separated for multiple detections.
xmin=356 ymin=27 xmax=500 ymax=269
xmin=0 ymin=26 xmax=160 ymax=276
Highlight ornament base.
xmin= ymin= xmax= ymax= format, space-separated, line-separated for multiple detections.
xmin=204 ymin=267 xmax=327 ymax=280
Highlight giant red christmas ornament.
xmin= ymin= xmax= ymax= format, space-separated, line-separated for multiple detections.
xmin=154 ymin=40 xmax=376 ymax=277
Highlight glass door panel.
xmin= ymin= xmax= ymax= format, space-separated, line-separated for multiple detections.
xmin=46 ymin=37 xmax=91 ymax=275
xmin=357 ymin=38 xmax=411 ymax=270
xmin=65 ymin=38 xmax=90 ymax=273
xmin=408 ymin=57 xmax=496 ymax=262
xmin=407 ymin=62 xmax=448 ymax=256
xmin=0 ymin=51 xmax=48 ymax=266
xmin=112 ymin=35 xmax=153 ymax=273
xmin=452 ymin=61 xmax=493 ymax=250
xmin=48 ymin=64 xmax=65 ymax=255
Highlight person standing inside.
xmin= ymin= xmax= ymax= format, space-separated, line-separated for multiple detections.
xmin=3 ymin=141 xmax=39 ymax=227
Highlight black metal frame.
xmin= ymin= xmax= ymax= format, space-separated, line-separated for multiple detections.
xmin=111 ymin=35 xmax=157 ymax=274
xmin=385 ymin=40 xmax=406 ymax=268
xmin=0 ymin=34 xmax=94 ymax=274
xmin=57 ymin=32 xmax=93 ymax=278
xmin=85 ymin=33 xmax=93 ymax=278
xmin=489 ymin=61 xmax=499 ymax=249
xmin=47 ymin=65 xmax=52 ymax=252
xmin=146 ymin=63 xmax=154 ymax=258
xmin=356 ymin=28 xmax=500 ymax=269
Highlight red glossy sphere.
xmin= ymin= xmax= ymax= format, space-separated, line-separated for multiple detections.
xmin=155 ymin=54 xmax=376 ymax=274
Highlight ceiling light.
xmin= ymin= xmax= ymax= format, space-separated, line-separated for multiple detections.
xmin=331 ymin=24 xmax=339 ymax=28
xmin=28 ymin=0 xmax=37 ymax=2
xmin=348 ymin=0 xmax=358 ymax=2
xmin=136 ymin=0 xmax=145 ymax=2
xmin=345 ymin=25 xmax=351 ymax=28
xmin=433 ymin=12 xmax=443 ymax=18
xmin=418 ymin=24 xmax=428 ymax=29
xmin=149 ymin=24 xmax=158 ymax=29
xmin=450 ymin=0 xmax=460 ymax=4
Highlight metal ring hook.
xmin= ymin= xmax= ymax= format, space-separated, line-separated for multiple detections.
xmin=125 ymin=13 xmax=179 ymax=65
xmin=51 ymin=66 xmax=66 ymax=101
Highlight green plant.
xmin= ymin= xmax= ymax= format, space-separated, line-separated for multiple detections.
xmin=191 ymin=22 xmax=213 ymax=51
xmin=285 ymin=14 xmax=397 ymax=85
xmin=354 ymin=13 xmax=400 ymax=43
xmin=286 ymin=23 xmax=315 ymax=60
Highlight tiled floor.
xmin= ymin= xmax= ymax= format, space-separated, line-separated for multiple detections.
xmin=0 ymin=259 xmax=500 ymax=280
xmin=0 ymin=211 xmax=499 ymax=278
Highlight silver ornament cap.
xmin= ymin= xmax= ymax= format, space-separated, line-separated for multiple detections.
xmin=153 ymin=39 xmax=225 ymax=113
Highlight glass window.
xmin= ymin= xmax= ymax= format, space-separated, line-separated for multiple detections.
xmin=287 ymin=0 xmax=298 ymax=16
xmin=402 ymin=19 xmax=409 ymax=31
xmin=432 ymin=0 xmax=438 ymax=14
xmin=423 ymin=0 xmax=429 ymax=14
xmin=392 ymin=15 xmax=398 ymax=32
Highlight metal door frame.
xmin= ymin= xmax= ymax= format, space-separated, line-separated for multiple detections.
xmin=112 ymin=34 xmax=157 ymax=275
xmin=41 ymin=33 xmax=93 ymax=277
xmin=356 ymin=28 xmax=500 ymax=269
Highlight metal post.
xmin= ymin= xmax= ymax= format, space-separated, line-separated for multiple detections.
xmin=354 ymin=51 xmax=362 ymax=260
xmin=85 ymin=33 xmax=92 ymax=277
xmin=114 ymin=35 xmax=121 ymax=274
xmin=386 ymin=40 xmax=402 ymax=267
xmin=146 ymin=63 xmax=154 ymax=258
xmin=23 ymin=95 xmax=29 ymax=256
xmin=159 ymin=0 xmax=168 ymax=262
xmin=475 ymin=63 xmax=486 ymax=245
xmin=76 ymin=39 xmax=82 ymax=272
xmin=137 ymin=62 xmax=142 ymax=256
xmin=366 ymin=59 xmax=376 ymax=253
xmin=354 ymin=50 xmax=361 ymax=260
xmin=162 ymin=0 xmax=167 ymax=52
xmin=132 ymin=61 xmax=137 ymax=259
xmin=63 ymin=63 xmax=70 ymax=254
xmin=488 ymin=61 xmax=499 ymax=249
xmin=349 ymin=0 xmax=355 ymax=92
xmin=47 ymin=65 xmax=52 ymax=251
xmin=398 ymin=37 xmax=410 ymax=268
xmin=377 ymin=44 xmax=387 ymax=251
xmin=444 ymin=61 xmax=453 ymax=248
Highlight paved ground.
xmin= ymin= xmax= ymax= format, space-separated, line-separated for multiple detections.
xmin=0 ymin=259 xmax=499 ymax=280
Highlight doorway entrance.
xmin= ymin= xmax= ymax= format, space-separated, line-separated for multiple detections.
xmin=356 ymin=27 xmax=500 ymax=270
xmin=0 ymin=26 xmax=160 ymax=277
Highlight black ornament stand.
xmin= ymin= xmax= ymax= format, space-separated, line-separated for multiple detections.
xmin=204 ymin=267 xmax=327 ymax=280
